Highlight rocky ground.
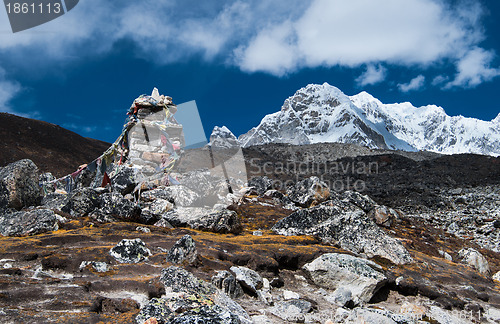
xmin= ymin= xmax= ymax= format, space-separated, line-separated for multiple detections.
xmin=0 ymin=143 xmax=499 ymax=323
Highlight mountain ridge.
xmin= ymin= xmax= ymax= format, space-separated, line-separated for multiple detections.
xmin=238 ymin=83 xmax=500 ymax=156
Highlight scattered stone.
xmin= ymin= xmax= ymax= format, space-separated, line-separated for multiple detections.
xmin=439 ymin=250 xmax=453 ymax=261
xmin=283 ymin=290 xmax=300 ymax=300
xmin=141 ymin=186 xmax=199 ymax=207
xmin=212 ymin=270 xmax=243 ymax=299
xmin=136 ymin=226 xmax=151 ymax=233
xmin=251 ymin=314 xmax=273 ymax=324
xmin=79 ymin=261 xmax=109 ymax=273
xmin=286 ymin=176 xmax=330 ymax=207
xmin=427 ymin=305 xmax=472 ymax=324
xmin=272 ymin=204 xmax=413 ymax=264
xmin=253 ymin=230 xmax=263 ymax=236
xmin=0 ymin=159 xmax=41 ymax=210
xmin=368 ymin=205 xmax=399 ymax=228
xmin=399 ymin=302 xmax=426 ymax=319
xmin=270 ymin=299 xmax=313 ymax=323
xmin=344 ymin=307 xmax=414 ymax=324
xmin=248 ymin=176 xmax=273 ymax=195
xmin=270 ymin=277 xmax=284 ymax=288
xmin=334 ymin=308 xmax=351 ymax=323
xmin=257 ymin=289 xmax=273 ymax=306
xmin=230 ymin=266 xmax=263 ymax=294
xmin=493 ymin=271 xmax=500 ymax=282
xmin=166 ymin=234 xmax=198 ymax=265
xmin=303 ymin=253 xmax=387 ymax=305
xmin=0 ymin=208 xmax=58 ymax=236
xmin=109 ymin=238 xmax=151 ymax=263
xmin=91 ymin=296 xmax=140 ymax=314
xmin=458 ymin=248 xmax=490 ymax=275
xmin=325 ymin=287 xmax=353 ymax=307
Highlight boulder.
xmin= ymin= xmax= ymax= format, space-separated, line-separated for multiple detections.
xmin=69 ymin=188 xmax=100 ymax=216
xmin=269 ymin=299 xmax=314 ymax=323
xmin=303 ymin=253 xmax=387 ymax=305
xmin=458 ymin=248 xmax=490 ymax=275
xmin=248 ymin=176 xmax=273 ymax=195
xmin=93 ymin=193 xmax=148 ymax=224
xmin=136 ymin=298 xmax=173 ymax=324
xmin=160 ymin=207 xmax=242 ymax=234
xmin=230 ymin=266 xmax=263 ymax=294
xmin=493 ymin=271 xmax=500 ymax=282
xmin=427 ymin=305 xmax=473 ymax=324
xmin=0 ymin=159 xmax=41 ymax=210
xmin=339 ymin=190 xmax=377 ymax=213
xmin=141 ymin=186 xmax=199 ymax=207
xmin=272 ymin=204 xmax=413 ymax=265
xmin=166 ymin=234 xmax=198 ymax=265
xmin=160 ymin=266 xmax=214 ymax=296
xmin=41 ymin=193 xmax=71 ymax=214
xmin=212 ymin=270 xmax=243 ymax=299
xmin=286 ymin=176 xmax=330 ymax=207
xmin=0 ymin=208 xmax=58 ymax=236
xmin=110 ymin=166 xmax=137 ymax=195
xmin=79 ymin=261 xmax=109 ymax=273
xmin=109 ymin=238 xmax=151 ymax=263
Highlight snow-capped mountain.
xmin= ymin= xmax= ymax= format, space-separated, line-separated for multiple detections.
xmin=239 ymin=83 xmax=500 ymax=156
xmin=209 ymin=126 xmax=240 ymax=149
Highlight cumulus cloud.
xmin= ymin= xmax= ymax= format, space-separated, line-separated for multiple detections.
xmin=0 ymin=0 xmax=498 ymax=88
xmin=398 ymin=75 xmax=426 ymax=92
xmin=0 ymin=67 xmax=24 ymax=116
xmin=355 ymin=64 xmax=387 ymax=87
xmin=446 ymin=48 xmax=500 ymax=88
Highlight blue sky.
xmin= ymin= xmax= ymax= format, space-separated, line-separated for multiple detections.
xmin=1 ymin=0 xmax=499 ymax=143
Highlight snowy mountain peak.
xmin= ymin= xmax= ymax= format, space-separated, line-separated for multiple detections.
xmin=210 ymin=126 xmax=240 ymax=149
xmin=239 ymin=83 xmax=500 ymax=156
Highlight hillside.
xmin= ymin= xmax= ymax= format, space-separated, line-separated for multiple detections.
xmin=0 ymin=113 xmax=111 ymax=177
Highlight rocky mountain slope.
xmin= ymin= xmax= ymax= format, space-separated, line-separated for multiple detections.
xmin=0 ymin=113 xmax=110 ymax=177
xmin=239 ymin=83 xmax=500 ymax=156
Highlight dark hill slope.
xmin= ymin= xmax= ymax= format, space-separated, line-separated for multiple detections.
xmin=0 ymin=113 xmax=110 ymax=177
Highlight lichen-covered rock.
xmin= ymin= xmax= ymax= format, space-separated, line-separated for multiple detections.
xmin=169 ymin=304 xmax=241 ymax=324
xmin=339 ymin=190 xmax=377 ymax=213
xmin=79 ymin=261 xmax=109 ymax=273
xmin=286 ymin=176 xmax=330 ymax=207
xmin=248 ymin=176 xmax=273 ymax=195
xmin=344 ymin=307 xmax=415 ymax=324
xmin=0 ymin=208 xmax=58 ymax=236
xmin=166 ymin=235 xmax=198 ymax=265
xmin=41 ymin=193 xmax=71 ymax=214
xmin=160 ymin=207 xmax=242 ymax=234
xmin=69 ymin=188 xmax=100 ymax=216
xmin=135 ymin=298 xmax=173 ymax=324
xmin=272 ymin=204 xmax=412 ymax=264
xmin=111 ymin=166 xmax=137 ymax=195
xmin=93 ymin=193 xmax=147 ymax=224
xmin=212 ymin=270 xmax=243 ymax=299
xmin=303 ymin=253 xmax=387 ymax=305
xmin=109 ymin=238 xmax=151 ymax=263
xmin=160 ymin=266 xmax=214 ymax=296
xmin=0 ymin=159 xmax=41 ymax=210
xmin=458 ymin=248 xmax=490 ymax=275
xmin=230 ymin=266 xmax=263 ymax=294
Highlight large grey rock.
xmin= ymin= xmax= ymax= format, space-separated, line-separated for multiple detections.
xmin=110 ymin=166 xmax=137 ymax=195
xmin=109 ymin=238 xmax=151 ymax=263
xmin=160 ymin=266 xmax=214 ymax=296
xmin=272 ymin=204 xmax=412 ymax=264
xmin=93 ymin=193 xmax=150 ymax=224
xmin=212 ymin=270 xmax=243 ymax=299
xmin=458 ymin=248 xmax=490 ymax=275
xmin=286 ymin=176 xmax=330 ymax=207
xmin=427 ymin=305 xmax=473 ymax=324
xmin=339 ymin=190 xmax=377 ymax=213
xmin=368 ymin=205 xmax=399 ymax=228
xmin=230 ymin=266 xmax=263 ymax=294
xmin=166 ymin=234 xmax=198 ymax=265
xmin=0 ymin=159 xmax=41 ymax=210
xmin=269 ymin=299 xmax=314 ymax=323
xmin=141 ymin=185 xmax=199 ymax=207
xmin=303 ymin=253 xmax=387 ymax=305
xmin=69 ymin=188 xmax=100 ymax=216
xmin=41 ymin=193 xmax=71 ymax=213
xmin=0 ymin=208 xmax=58 ymax=236
xmin=160 ymin=207 xmax=242 ymax=234
xmin=135 ymin=298 xmax=173 ymax=324
xmin=248 ymin=176 xmax=273 ymax=195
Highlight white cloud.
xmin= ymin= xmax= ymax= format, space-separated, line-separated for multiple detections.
xmin=0 ymin=67 xmax=30 ymax=117
xmin=0 ymin=0 xmax=498 ymax=89
xmin=446 ymin=48 xmax=500 ymax=88
xmin=355 ymin=64 xmax=387 ymax=87
xmin=431 ymin=75 xmax=449 ymax=86
xmin=398 ymin=75 xmax=426 ymax=92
